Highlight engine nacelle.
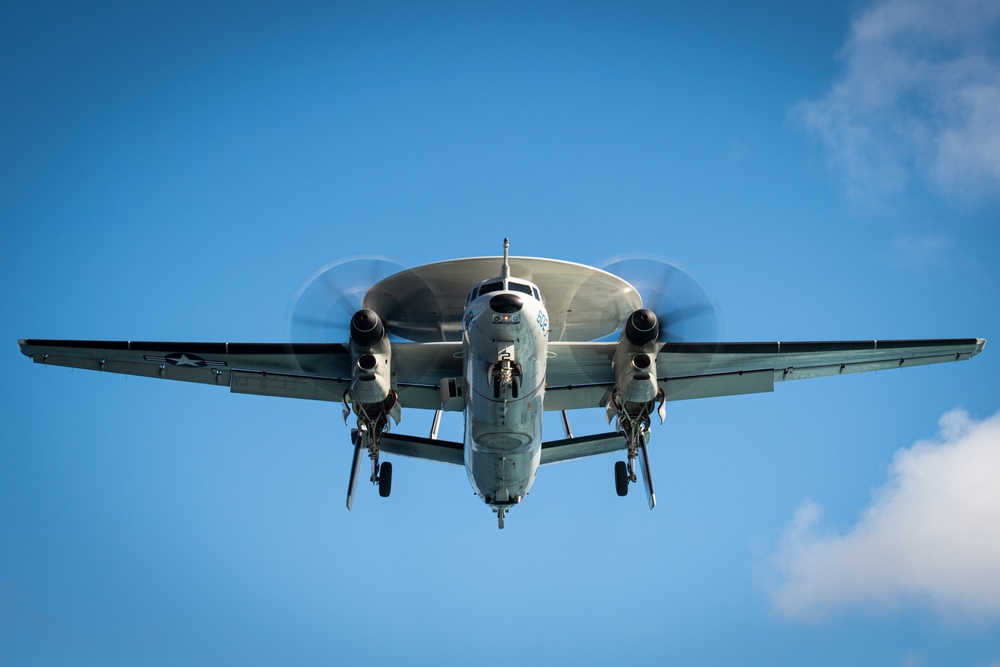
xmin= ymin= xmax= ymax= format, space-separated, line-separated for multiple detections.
xmin=350 ymin=309 xmax=385 ymax=348
xmin=624 ymin=308 xmax=658 ymax=346
xmin=612 ymin=309 xmax=660 ymax=404
xmin=349 ymin=309 xmax=393 ymax=405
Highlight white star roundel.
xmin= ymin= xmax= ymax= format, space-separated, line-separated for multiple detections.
xmin=168 ymin=353 xmax=204 ymax=367
xmin=143 ymin=353 xmax=227 ymax=368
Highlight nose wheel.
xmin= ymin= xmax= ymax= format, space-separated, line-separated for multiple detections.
xmin=490 ymin=359 xmax=521 ymax=399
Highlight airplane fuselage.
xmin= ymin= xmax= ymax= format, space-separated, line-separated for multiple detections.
xmin=462 ymin=277 xmax=549 ymax=512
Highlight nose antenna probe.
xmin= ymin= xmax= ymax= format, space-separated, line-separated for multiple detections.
xmin=501 ymin=238 xmax=510 ymax=280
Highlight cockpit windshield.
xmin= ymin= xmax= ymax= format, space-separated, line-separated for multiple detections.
xmin=468 ymin=279 xmax=541 ymax=303
xmin=480 ymin=281 xmax=504 ymax=294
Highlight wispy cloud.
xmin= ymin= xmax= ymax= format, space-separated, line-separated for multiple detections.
xmin=770 ymin=408 xmax=1000 ymax=621
xmin=889 ymin=232 xmax=955 ymax=270
xmin=796 ymin=0 xmax=1000 ymax=206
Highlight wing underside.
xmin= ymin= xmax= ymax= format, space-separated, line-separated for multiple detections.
xmin=19 ymin=337 xmax=985 ymax=412
xmin=544 ymin=338 xmax=986 ymax=411
xmin=17 ymin=336 xmax=985 ymax=466
xmin=16 ymin=339 xmax=463 ymax=409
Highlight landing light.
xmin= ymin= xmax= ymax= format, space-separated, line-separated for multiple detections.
xmin=493 ymin=313 xmax=521 ymax=324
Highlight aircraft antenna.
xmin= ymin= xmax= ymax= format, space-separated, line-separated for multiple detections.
xmin=501 ymin=238 xmax=510 ymax=280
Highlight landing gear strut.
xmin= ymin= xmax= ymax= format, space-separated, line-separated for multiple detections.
xmin=607 ymin=389 xmax=662 ymax=509
xmin=344 ymin=391 xmax=399 ymax=510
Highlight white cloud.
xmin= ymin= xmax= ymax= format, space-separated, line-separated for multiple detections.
xmin=796 ymin=0 xmax=1000 ymax=205
xmin=771 ymin=408 xmax=1000 ymax=621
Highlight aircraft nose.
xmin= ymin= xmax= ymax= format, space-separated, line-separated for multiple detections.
xmin=490 ymin=293 xmax=523 ymax=314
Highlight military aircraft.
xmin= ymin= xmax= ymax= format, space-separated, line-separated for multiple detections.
xmin=18 ymin=241 xmax=985 ymax=528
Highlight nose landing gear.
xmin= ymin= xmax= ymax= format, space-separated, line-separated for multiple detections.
xmin=490 ymin=359 xmax=521 ymax=399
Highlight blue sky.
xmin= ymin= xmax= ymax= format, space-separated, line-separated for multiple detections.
xmin=2 ymin=1 xmax=999 ymax=665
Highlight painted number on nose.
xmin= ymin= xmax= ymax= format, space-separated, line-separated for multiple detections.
xmin=536 ymin=310 xmax=548 ymax=333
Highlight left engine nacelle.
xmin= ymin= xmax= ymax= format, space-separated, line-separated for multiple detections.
xmin=612 ymin=309 xmax=660 ymax=404
xmin=350 ymin=309 xmax=393 ymax=405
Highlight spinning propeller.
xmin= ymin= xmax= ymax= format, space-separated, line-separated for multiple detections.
xmin=600 ymin=255 xmax=722 ymax=344
xmin=288 ymin=253 xmax=722 ymax=346
xmin=287 ymin=255 xmax=408 ymax=345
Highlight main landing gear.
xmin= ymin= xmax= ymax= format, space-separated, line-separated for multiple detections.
xmin=615 ymin=430 xmax=656 ymax=509
xmin=344 ymin=391 xmax=398 ymax=510
xmin=614 ymin=460 xmax=629 ymax=496
xmin=613 ymin=427 xmax=650 ymax=500
xmin=347 ymin=427 xmax=392 ymax=509
xmin=613 ymin=427 xmax=655 ymax=509
xmin=378 ymin=460 xmax=392 ymax=497
xmin=607 ymin=389 xmax=663 ymax=509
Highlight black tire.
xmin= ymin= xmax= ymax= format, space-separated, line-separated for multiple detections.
xmin=614 ymin=460 xmax=629 ymax=497
xmin=493 ymin=375 xmax=501 ymax=398
xmin=378 ymin=461 xmax=393 ymax=497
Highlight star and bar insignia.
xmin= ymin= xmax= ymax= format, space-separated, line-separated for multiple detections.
xmin=143 ymin=353 xmax=227 ymax=368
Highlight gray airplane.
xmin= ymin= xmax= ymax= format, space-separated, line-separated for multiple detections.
xmin=18 ymin=241 xmax=985 ymax=528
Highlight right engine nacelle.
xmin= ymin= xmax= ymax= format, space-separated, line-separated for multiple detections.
xmin=349 ymin=309 xmax=393 ymax=405
xmin=612 ymin=309 xmax=660 ymax=404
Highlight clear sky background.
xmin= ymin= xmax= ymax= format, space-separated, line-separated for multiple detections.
xmin=2 ymin=1 xmax=999 ymax=665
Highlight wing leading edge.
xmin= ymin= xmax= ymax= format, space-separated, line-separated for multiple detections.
xmin=20 ymin=337 xmax=985 ymax=409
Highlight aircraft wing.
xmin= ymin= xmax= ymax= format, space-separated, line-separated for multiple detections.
xmin=18 ymin=337 xmax=986 ymax=412
xmin=16 ymin=339 xmax=463 ymax=409
xmin=544 ymin=337 xmax=986 ymax=411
